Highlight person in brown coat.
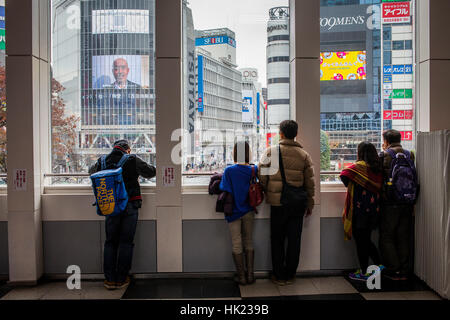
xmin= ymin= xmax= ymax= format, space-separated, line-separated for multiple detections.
xmin=258 ymin=120 xmax=315 ymax=285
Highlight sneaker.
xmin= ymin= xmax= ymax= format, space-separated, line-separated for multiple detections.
xmin=115 ymin=276 xmax=131 ymax=289
xmin=270 ymin=275 xmax=286 ymax=286
xmin=384 ymin=271 xmax=406 ymax=281
xmin=104 ymin=280 xmax=116 ymax=290
xmin=349 ymin=269 xmax=370 ymax=282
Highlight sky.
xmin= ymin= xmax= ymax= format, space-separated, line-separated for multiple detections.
xmin=187 ymin=0 xmax=289 ymax=87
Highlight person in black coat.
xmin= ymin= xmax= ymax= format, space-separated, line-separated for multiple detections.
xmin=89 ymin=140 xmax=156 ymax=290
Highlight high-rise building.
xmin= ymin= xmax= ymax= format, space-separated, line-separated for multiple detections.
xmin=266 ymin=7 xmax=290 ymax=131
xmin=380 ymin=1 xmax=415 ymax=151
xmin=239 ymin=68 xmax=267 ymax=162
xmin=319 ymin=2 xmax=382 ymax=169
xmin=194 ymin=28 xmax=242 ymax=166
xmin=52 ymin=0 xmax=156 ymax=171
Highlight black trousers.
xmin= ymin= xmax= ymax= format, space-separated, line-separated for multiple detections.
xmin=270 ymin=205 xmax=305 ymax=280
xmin=352 ymin=228 xmax=381 ymax=273
xmin=379 ymin=204 xmax=413 ymax=275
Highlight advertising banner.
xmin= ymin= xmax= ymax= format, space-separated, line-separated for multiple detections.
xmin=393 ymin=64 xmax=413 ymax=75
xmin=383 ymin=109 xmax=413 ymax=120
xmin=256 ymin=92 xmax=260 ymax=126
xmin=400 ymin=131 xmax=413 ymax=141
xmin=242 ymin=90 xmax=253 ymax=123
xmin=92 ymin=10 xmax=150 ymax=34
xmin=391 ymin=89 xmax=413 ymax=99
xmin=383 ymin=65 xmax=393 ymax=75
xmin=0 ymin=6 xmax=5 ymax=29
xmin=197 ymin=55 xmax=204 ymax=112
xmin=320 ymin=51 xmax=367 ymax=81
xmin=0 ymin=29 xmax=4 ymax=51
xmin=195 ymin=36 xmax=236 ymax=48
xmin=92 ymin=55 xmax=150 ymax=89
xmin=382 ymin=2 xmax=411 ymax=24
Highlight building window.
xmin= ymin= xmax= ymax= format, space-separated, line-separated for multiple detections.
xmin=51 ymin=0 xmax=156 ymax=185
xmin=182 ymin=1 xmax=290 ymax=185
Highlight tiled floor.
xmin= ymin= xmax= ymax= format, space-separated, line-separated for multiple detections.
xmin=0 ymin=275 xmax=443 ymax=300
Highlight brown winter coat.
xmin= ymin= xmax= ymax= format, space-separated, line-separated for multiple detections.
xmin=258 ymin=139 xmax=315 ymax=209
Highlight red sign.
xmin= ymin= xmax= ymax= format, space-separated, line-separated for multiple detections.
xmin=400 ymin=131 xmax=413 ymax=141
xmin=382 ymin=2 xmax=411 ymax=24
xmin=383 ymin=110 xmax=413 ymax=120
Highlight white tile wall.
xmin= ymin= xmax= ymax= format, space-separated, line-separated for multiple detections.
xmin=392 ymin=33 xmax=413 ymax=41
xmin=392 ymin=57 xmax=413 ymax=65
xmin=392 ymin=50 xmax=413 ymax=58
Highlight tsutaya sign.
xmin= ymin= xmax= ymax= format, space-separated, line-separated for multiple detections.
xmin=320 ymin=4 xmax=380 ymax=32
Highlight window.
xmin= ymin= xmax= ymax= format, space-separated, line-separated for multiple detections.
xmin=320 ymin=1 xmax=416 ymax=182
xmin=0 ymin=0 xmax=6 ymax=184
xmin=51 ymin=0 xmax=156 ymax=185
xmin=182 ymin=1 xmax=290 ymax=185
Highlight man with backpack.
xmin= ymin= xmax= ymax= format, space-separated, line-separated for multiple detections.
xmin=379 ymin=130 xmax=418 ymax=280
xmin=89 ymin=140 xmax=156 ymax=290
xmin=258 ymin=120 xmax=315 ymax=286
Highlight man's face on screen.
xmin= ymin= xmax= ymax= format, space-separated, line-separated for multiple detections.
xmin=113 ymin=58 xmax=129 ymax=85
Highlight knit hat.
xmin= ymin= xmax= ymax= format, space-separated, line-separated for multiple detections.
xmin=113 ymin=139 xmax=130 ymax=152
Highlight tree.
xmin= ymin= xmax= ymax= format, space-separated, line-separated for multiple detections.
xmin=0 ymin=68 xmax=79 ymax=173
xmin=320 ymin=129 xmax=331 ymax=171
xmin=51 ymin=78 xmax=80 ymax=172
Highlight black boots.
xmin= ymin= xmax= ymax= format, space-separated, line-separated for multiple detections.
xmin=245 ymin=249 xmax=255 ymax=284
xmin=232 ymin=253 xmax=247 ymax=285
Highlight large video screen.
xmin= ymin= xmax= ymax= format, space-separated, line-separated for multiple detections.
xmin=92 ymin=9 xmax=150 ymax=34
xmin=320 ymin=51 xmax=366 ymax=81
xmin=92 ymin=55 xmax=150 ymax=90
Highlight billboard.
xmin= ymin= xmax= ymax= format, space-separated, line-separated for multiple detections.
xmin=92 ymin=55 xmax=150 ymax=89
xmin=92 ymin=10 xmax=150 ymax=34
xmin=382 ymin=2 xmax=411 ymax=24
xmin=0 ymin=5 xmax=4 ymax=29
xmin=383 ymin=110 xmax=413 ymax=120
xmin=320 ymin=51 xmax=367 ymax=81
xmin=197 ymin=55 xmax=204 ymax=112
xmin=242 ymin=90 xmax=253 ymax=123
xmin=195 ymin=36 xmax=236 ymax=48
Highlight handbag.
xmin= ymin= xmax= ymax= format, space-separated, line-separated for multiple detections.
xmin=278 ymin=145 xmax=308 ymax=212
xmin=248 ymin=165 xmax=264 ymax=213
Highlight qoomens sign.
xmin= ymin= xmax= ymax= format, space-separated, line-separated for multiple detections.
xmin=382 ymin=2 xmax=410 ymax=24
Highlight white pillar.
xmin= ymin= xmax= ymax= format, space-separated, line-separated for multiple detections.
xmin=155 ymin=0 xmax=183 ymax=272
xmin=417 ymin=0 xmax=450 ymax=131
xmin=6 ymin=0 xmax=50 ymax=284
xmin=289 ymin=0 xmax=321 ymax=271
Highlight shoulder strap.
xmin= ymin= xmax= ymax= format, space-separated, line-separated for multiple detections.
xmin=385 ymin=148 xmax=396 ymax=159
xmin=100 ymin=155 xmax=107 ymax=171
xmin=278 ymin=145 xmax=287 ymax=185
xmin=117 ymin=154 xmax=130 ymax=168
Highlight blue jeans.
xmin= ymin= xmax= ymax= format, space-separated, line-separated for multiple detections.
xmin=104 ymin=201 xmax=139 ymax=282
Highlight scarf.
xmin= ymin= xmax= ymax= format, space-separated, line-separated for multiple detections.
xmin=340 ymin=161 xmax=382 ymax=240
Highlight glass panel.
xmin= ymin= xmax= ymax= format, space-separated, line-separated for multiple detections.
xmin=51 ymin=0 xmax=156 ymax=185
xmin=182 ymin=0 xmax=290 ymax=185
xmin=0 ymin=0 xmax=6 ymax=184
xmin=320 ymin=0 xmax=416 ymax=183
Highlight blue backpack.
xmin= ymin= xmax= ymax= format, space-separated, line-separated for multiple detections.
xmin=385 ymin=148 xmax=418 ymax=205
xmin=90 ymin=154 xmax=129 ymax=217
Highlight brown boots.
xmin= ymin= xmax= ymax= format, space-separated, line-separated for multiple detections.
xmin=232 ymin=253 xmax=247 ymax=285
xmin=232 ymin=249 xmax=255 ymax=285
xmin=245 ymin=249 xmax=255 ymax=284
